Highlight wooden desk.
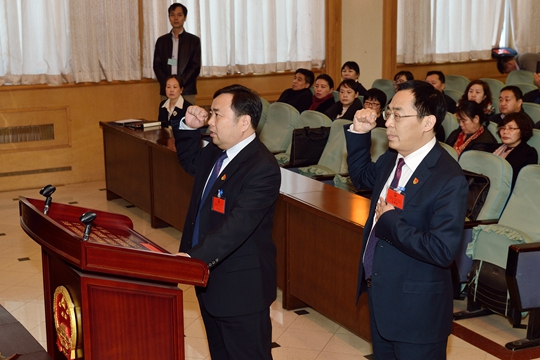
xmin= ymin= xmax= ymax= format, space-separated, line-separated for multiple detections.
xmin=101 ymin=123 xmax=373 ymax=341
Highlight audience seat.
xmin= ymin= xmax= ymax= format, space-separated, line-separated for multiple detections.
xmin=487 ymin=121 xmax=501 ymax=142
xmin=445 ymin=88 xmax=463 ymax=103
xmin=257 ymin=97 xmax=271 ymax=135
xmin=439 ymin=142 xmax=458 ymax=161
xmin=441 ymin=112 xmax=459 ymax=141
xmin=505 ymin=70 xmax=535 ymax=86
xmin=275 ymin=111 xmax=332 ymax=166
xmin=454 ymin=165 xmax=540 ymax=335
xmin=370 ymin=127 xmax=389 ymax=162
xmin=480 ymin=78 xmax=504 ymax=98
xmin=522 ymin=102 xmax=540 ymax=124
xmin=445 ymin=75 xmax=470 ymax=94
xmin=514 ymin=83 xmax=538 ymax=97
xmin=371 ymin=79 xmax=395 ymax=102
xmin=527 ymin=129 xmax=540 ymax=164
xmin=332 ymin=90 xmax=340 ymax=102
xmin=491 ymin=96 xmax=500 ymax=114
xmin=259 ymin=102 xmax=299 ymax=153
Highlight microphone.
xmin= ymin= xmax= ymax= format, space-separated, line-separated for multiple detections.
xmin=39 ymin=185 xmax=56 ymax=215
xmin=79 ymin=212 xmax=97 ymax=241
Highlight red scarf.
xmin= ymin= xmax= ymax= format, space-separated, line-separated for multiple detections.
xmin=453 ymin=126 xmax=485 ymax=156
xmin=309 ymin=93 xmax=333 ymax=111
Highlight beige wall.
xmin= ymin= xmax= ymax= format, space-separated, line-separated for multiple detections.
xmin=342 ymin=0 xmax=384 ymax=89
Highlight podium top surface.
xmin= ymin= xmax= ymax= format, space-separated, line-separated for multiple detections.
xmin=19 ymin=197 xmax=208 ymax=287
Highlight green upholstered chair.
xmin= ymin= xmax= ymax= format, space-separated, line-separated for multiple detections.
xmin=505 ymin=70 xmax=535 ymax=86
xmin=370 ymin=127 xmax=388 ymax=162
xmin=275 ymin=110 xmax=332 ymax=166
xmin=371 ymin=79 xmax=395 ymax=102
xmin=256 ymin=97 xmax=271 ymax=135
xmin=456 ymin=165 xmax=540 ymax=331
xmin=444 ymin=88 xmax=463 ymax=103
xmin=259 ymin=102 xmax=299 ymax=153
xmin=486 ymin=121 xmax=501 ymax=142
xmin=527 ymin=129 xmax=540 ymax=164
xmin=439 ymin=141 xmax=458 ymax=161
xmin=441 ymin=112 xmax=459 ymax=141
xmin=514 ymin=83 xmax=538 ymax=97
xmin=480 ymin=78 xmax=504 ymax=98
xmin=297 ymin=119 xmax=352 ymax=177
xmin=522 ymin=102 xmax=540 ymax=124
xmin=445 ymin=75 xmax=470 ymax=93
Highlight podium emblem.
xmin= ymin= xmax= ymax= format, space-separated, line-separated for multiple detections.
xmin=53 ymin=286 xmax=78 ymax=359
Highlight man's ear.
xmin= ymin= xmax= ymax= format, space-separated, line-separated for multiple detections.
xmin=239 ymin=114 xmax=252 ymax=131
xmin=423 ymin=114 xmax=436 ymax=133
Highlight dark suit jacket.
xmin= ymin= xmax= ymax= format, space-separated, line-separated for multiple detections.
xmin=153 ymin=31 xmax=201 ymax=96
xmin=277 ymin=88 xmax=313 ymax=113
xmin=345 ymin=130 xmax=468 ymax=344
xmin=325 ymin=98 xmax=363 ymax=121
xmin=488 ymin=108 xmax=534 ymax=127
xmin=482 ymin=141 xmax=538 ymax=186
xmin=158 ymin=98 xmax=192 ymax=127
xmin=173 ymin=127 xmax=281 ymax=318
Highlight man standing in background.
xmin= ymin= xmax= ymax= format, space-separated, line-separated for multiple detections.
xmin=153 ymin=3 xmax=201 ymax=104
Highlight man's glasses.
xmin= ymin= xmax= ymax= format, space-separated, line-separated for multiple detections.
xmin=383 ymin=110 xmax=419 ymax=121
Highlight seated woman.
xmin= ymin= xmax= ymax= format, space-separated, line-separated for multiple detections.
xmin=484 ymin=112 xmax=538 ymax=186
xmin=341 ymin=61 xmax=368 ymax=97
xmin=446 ymin=101 xmax=497 ymax=157
xmin=308 ymin=74 xmax=336 ymax=114
xmin=363 ymin=88 xmax=387 ymax=128
xmin=458 ymin=80 xmax=494 ymax=115
xmin=158 ymin=75 xmax=192 ymax=127
xmin=393 ymin=70 xmax=414 ymax=93
xmin=325 ymin=79 xmax=363 ymax=121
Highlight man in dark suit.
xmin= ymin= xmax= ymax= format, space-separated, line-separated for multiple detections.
xmin=172 ymin=84 xmax=281 ymax=359
xmin=153 ymin=3 xmax=201 ymax=104
xmin=345 ymin=80 xmax=468 ymax=359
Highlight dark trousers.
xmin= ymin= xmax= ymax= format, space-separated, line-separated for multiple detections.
xmin=198 ymin=298 xmax=273 ymax=360
xmin=367 ymin=287 xmax=448 ymax=360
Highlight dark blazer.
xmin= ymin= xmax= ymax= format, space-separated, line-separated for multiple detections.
xmin=488 ymin=108 xmax=534 ymax=127
xmin=443 ymin=92 xmax=457 ymax=113
xmin=158 ymin=98 xmax=192 ymax=127
xmin=277 ymin=88 xmax=313 ymax=113
xmin=345 ymin=130 xmax=468 ymax=344
xmin=153 ymin=31 xmax=201 ymax=96
xmin=483 ymin=141 xmax=538 ymax=186
xmin=312 ymin=96 xmax=336 ymax=114
xmin=325 ymin=98 xmax=363 ymax=121
xmin=446 ymin=126 xmax=498 ymax=154
xmin=172 ymin=127 xmax=281 ymax=318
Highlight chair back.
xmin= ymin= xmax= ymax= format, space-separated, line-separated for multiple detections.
xmin=480 ymin=78 xmax=504 ymax=98
xmin=441 ymin=112 xmax=459 ymax=141
xmin=298 ymin=110 xmax=332 ymax=128
xmin=259 ymin=102 xmax=299 ymax=153
xmin=257 ymin=97 xmax=271 ymax=135
xmin=332 ymin=90 xmax=340 ymax=102
xmin=317 ymin=119 xmax=353 ymax=174
xmin=486 ymin=121 xmax=501 ymax=142
xmin=445 ymin=89 xmax=463 ymax=103
xmin=459 ymin=150 xmax=512 ymax=221
xmin=439 ymin=142 xmax=458 ymax=161
xmin=445 ymin=75 xmax=470 ymax=93
xmin=370 ymin=127 xmax=388 ymax=162
xmin=527 ymin=129 xmax=540 ymax=164
xmin=522 ymin=102 xmax=540 ymax=124
xmin=491 ymin=96 xmax=500 ymax=114
xmin=371 ymin=79 xmax=395 ymax=102
xmin=505 ymin=70 xmax=535 ymax=86
xmin=498 ymin=165 xmax=540 ymax=240
xmin=514 ymin=83 xmax=538 ymax=96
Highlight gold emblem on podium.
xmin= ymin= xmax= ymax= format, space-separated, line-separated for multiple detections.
xmin=53 ymin=286 xmax=78 ymax=360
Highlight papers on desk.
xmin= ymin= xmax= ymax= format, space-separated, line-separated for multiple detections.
xmin=114 ymin=119 xmax=162 ymax=130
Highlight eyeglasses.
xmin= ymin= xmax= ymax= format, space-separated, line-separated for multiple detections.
xmin=498 ymin=126 xmax=520 ymax=132
xmin=364 ymin=101 xmax=381 ymax=107
xmin=383 ymin=110 xmax=419 ymax=121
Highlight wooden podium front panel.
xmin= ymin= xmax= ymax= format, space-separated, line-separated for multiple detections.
xmin=102 ymin=124 xmax=152 ymax=214
xmin=81 ymin=277 xmax=183 ymax=360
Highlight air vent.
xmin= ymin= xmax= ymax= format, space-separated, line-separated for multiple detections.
xmin=0 ymin=124 xmax=54 ymax=144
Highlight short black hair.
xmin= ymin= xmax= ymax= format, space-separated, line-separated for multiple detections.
xmin=497 ymin=57 xmax=514 ymax=74
xmin=295 ymin=68 xmax=315 ymax=87
xmin=341 ymin=61 xmax=360 ymax=75
xmin=337 ymin=79 xmax=359 ymax=93
xmin=456 ymin=100 xmax=487 ymax=127
xmin=397 ymin=80 xmax=447 ymax=130
xmin=168 ymin=3 xmax=187 ymax=16
xmin=426 ymin=70 xmax=445 ymax=84
xmin=165 ymin=75 xmax=184 ymax=88
xmin=499 ymin=112 xmax=534 ymax=142
xmin=365 ymin=88 xmax=387 ymax=108
xmin=315 ymin=74 xmax=334 ymax=89
xmin=500 ymin=85 xmax=523 ymax=101
xmin=213 ymin=84 xmax=262 ymax=130
xmin=394 ymin=71 xmax=414 ymax=82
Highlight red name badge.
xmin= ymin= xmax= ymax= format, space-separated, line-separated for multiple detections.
xmin=212 ymin=196 xmax=226 ymax=214
xmin=386 ymin=188 xmax=404 ymax=210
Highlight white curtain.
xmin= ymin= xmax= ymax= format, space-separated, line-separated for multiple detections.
xmin=141 ymin=0 xmax=325 ymax=78
xmin=398 ymin=0 xmax=504 ymax=64
xmin=69 ymin=0 xmax=141 ymax=83
xmin=0 ymin=0 xmax=72 ymax=86
xmin=510 ymin=0 xmax=540 ymax=54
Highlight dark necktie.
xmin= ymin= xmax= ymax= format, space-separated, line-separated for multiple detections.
xmin=192 ymin=151 xmax=228 ymax=247
xmin=363 ymin=158 xmax=405 ymax=279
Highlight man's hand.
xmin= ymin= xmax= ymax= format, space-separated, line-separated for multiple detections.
xmin=352 ymin=108 xmax=378 ymax=133
xmin=184 ymin=105 xmax=209 ymax=129
xmin=375 ymin=196 xmax=394 ymax=220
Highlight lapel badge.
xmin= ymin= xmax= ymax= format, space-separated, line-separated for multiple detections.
xmin=221 ymin=174 xmax=226 ymax=181
xmin=413 ymin=177 xmax=419 ymax=185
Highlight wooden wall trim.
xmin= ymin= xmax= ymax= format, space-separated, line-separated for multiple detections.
xmin=325 ymin=0 xmax=342 ymax=83
xmin=382 ymin=0 xmax=398 ymax=79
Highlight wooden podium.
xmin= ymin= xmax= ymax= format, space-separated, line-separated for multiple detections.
xmin=19 ymin=197 xmax=209 ymax=360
